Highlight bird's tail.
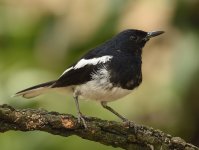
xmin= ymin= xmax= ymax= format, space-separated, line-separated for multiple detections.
xmin=14 ymin=80 xmax=56 ymax=99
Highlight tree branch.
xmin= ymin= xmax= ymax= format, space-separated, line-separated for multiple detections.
xmin=0 ymin=104 xmax=198 ymax=150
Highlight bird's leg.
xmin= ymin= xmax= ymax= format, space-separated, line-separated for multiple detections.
xmin=73 ymin=95 xmax=87 ymax=128
xmin=101 ymin=101 xmax=129 ymax=122
xmin=101 ymin=102 xmax=137 ymax=132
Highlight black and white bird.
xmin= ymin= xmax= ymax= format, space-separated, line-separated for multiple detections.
xmin=15 ymin=29 xmax=164 ymax=128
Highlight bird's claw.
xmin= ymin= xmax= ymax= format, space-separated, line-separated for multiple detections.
xmin=122 ymin=119 xmax=131 ymax=127
xmin=122 ymin=119 xmax=137 ymax=133
xmin=77 ymin=113 xmax=87 ymax=129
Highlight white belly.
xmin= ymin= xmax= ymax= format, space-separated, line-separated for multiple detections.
xmin=75 ymin=80 xmax=132 ymax=102
xmin=66 ymin=66 xmax=133 ymax=102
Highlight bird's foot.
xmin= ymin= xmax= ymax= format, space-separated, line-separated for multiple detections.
xmin=122 ymin=118 xmax=131 ymax=127
xmin=122 ymin=119 xmax=137 ymax=133
xmin=77 ymin=113 xmax=88 ymax=129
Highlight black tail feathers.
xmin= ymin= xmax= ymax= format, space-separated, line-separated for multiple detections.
xmin=14 ymin=80 xmax=56 ymax=99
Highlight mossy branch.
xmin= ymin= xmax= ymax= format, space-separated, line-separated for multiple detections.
xmin=0 ymin=104 xmax=198 ymax=150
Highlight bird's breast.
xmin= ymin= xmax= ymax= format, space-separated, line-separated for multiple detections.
xmin=75 ymin=67 xmax=132 ymax=101
xmin=125 ymin=62 xmax=142 ymax=90
xmin=124 ymin=71 xmax=142 ymax=90
xmin=109 ymin=58 xmax=142 ymax=90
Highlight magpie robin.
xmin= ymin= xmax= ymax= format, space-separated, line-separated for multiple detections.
xmin=15 ymin=29 xmax=164 ymax=128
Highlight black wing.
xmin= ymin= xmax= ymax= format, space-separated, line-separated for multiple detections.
xmin=52 ymin=54 xmax=113 ymax=88
xmin=52 ymin=64 xmax=98 ymax=88
xmin=52 ymin=37 xmax=117 ymax=88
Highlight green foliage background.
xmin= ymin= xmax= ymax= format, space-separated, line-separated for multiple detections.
xmin=0 ymin=0 xmax=199 ymax=149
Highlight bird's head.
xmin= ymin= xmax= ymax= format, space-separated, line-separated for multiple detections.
xmin=115 ymin=29 xmax=164 ymax=52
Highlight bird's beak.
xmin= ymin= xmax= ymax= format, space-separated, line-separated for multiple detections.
xmin=146 ymin=31 xmax=164 ymax=39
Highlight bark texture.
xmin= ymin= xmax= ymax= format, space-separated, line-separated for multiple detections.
xmin=0 ymin=104 xmax=198 ymax=150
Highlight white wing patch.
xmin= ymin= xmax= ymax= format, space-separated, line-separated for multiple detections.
xmin=61 ymin=55 xmax=113 ymax=76
xmin=74 ymin=55 xmax=113 ymax=69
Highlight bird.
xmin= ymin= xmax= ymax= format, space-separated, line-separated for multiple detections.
xmin=14 ymin=29 xmax=164 ymax=128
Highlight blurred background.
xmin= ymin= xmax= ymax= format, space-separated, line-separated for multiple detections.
xmin=0 ymin=0 xmax=199 ymax=149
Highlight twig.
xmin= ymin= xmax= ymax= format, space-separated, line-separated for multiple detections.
xmin=0 ymin=104 xmax=198 ymax=150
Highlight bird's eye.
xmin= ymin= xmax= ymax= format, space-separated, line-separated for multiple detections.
xmin=130 ymin=35 xmax=137 ymax=41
